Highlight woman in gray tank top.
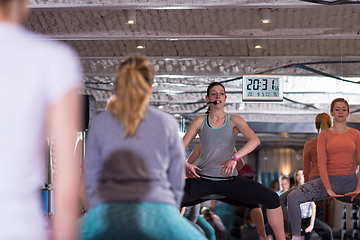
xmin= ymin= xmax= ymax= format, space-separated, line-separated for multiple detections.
xmin=182 ymin=82 xmax=286 ymax=240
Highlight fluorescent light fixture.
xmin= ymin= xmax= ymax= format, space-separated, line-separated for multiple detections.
xmin=260 ymin=8 xmax=271 ymax=24
xmin=126 ymin=10 xmax=136 ymax=24
xmin=158 ymin=89 xmax=185 ymax=94
xmin=168 ymin=83 xmax=188 ymax=87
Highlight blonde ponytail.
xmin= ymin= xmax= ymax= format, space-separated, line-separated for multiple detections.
xmin=109 ymin=55 xmax=155 ymax=137
xmin=315 ymin=112 xmax=331 ymax=133
xmin=105 ymin=96 xmax=117 ymax=110
xmin=320 ymin=120 xmax=330 ymax=132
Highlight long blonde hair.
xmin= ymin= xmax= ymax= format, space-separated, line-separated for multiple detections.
xmin=106 ymin=96 xmax=117 ymax=110
xmin=109 ymin=55 xmax=155 ymax=137
xmin=315 ymin=112 xmax=331 ymax=133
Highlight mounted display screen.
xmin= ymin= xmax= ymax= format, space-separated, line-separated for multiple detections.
xmin=242 ymin=75 xmax=283 ymax=102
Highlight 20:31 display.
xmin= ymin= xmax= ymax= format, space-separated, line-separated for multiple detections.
xmin=242 ymin=75 xmax=283 ymax=101
xmin=246 ymin=78 xmax=279 ymax=91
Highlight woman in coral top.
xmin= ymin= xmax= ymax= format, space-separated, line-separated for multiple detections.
xmin=280 ymin=113 xmax=331 ymax=204
xmin=285 ymin=98 xmax=360 ymax=240
xmin=302 ymin=113 xmax=331 ymax=183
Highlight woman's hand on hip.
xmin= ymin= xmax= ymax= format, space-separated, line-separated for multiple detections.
xmin=220 ymin=159 xmax=237 ymax=178
xmin=345 ymin=189 xmax=360 ymax=201
xmin=185 ymin=162 xmax=201 ymax=178
xmin=326 ymin=189 xmax=344 ymax=203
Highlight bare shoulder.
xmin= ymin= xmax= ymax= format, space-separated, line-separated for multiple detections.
xmin=229 ymin=114 xmax=247 ymax=127
xmin=229 ymin=114 xmax=258 ymax=141
xmin=193 ymin=115 xmax=205 ymax=123
xmin=189 ymin=115 xmax=205 ymax=130
xmin=229 ymin=114 xmax=245 ymax=121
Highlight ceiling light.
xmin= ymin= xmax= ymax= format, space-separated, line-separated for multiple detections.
xmin=136 ymin=40 xmax=145 ymax=49
xmin=126 ymin=10 xmax=136 ymax=24
xmin=281 ymin=167 xmax=291 ymax=176
xmin=260 ymin=8 xmax=271 ymax=24
xmin=238 ymin=103 xmax=245 ymax=110
xmin=158 ymin=89 xmax=185 ymax=94
xmin=254 ymin=39 xmax=263 ymax=49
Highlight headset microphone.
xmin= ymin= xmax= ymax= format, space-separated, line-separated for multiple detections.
xmin=208 ymin=101 xmax=217 ymax=105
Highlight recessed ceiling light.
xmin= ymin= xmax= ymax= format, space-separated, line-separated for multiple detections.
xmin=254 ymin=39 xmax=263 ymax=49
xmin=136 ymin=40 xmax=145 ymax=49
xmin=260 ymin=9 xmax=271 ymax=24
xmin=126 ymin=10 xmax=136 ymax=24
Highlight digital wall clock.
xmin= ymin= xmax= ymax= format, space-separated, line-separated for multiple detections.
xmin=242 ymin=75 xmax=283 ymax=102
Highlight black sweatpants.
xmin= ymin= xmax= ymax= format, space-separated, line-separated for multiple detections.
xmin=181 ymin=176 xmax=280 ymax=210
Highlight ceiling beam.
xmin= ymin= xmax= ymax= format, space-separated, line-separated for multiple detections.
xmin=28 ymin=0 xmax=360 ymax=11
xmin=80 ymin=56 xmax=360 ymax=61
xmin=46 ymin=34 xmax=360 ymax=41
xmin=27 ymin=1 xmax=323 ymax=11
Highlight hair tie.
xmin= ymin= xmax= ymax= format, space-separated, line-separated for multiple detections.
xmin=322 ymin=119 xmax=326 ymax=123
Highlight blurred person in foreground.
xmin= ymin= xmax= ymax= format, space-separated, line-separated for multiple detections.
xmin=80 ymin=55 xmax=206 ymax=240
xmin=0 ymin=0 xmax=81 ymax=239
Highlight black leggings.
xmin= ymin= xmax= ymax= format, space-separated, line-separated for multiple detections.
xmin=181 ymin=176 xmax=280 ymax=209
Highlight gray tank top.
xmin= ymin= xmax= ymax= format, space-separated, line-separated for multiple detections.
xmin=197 ymin=113 xmax=238 ymax=178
